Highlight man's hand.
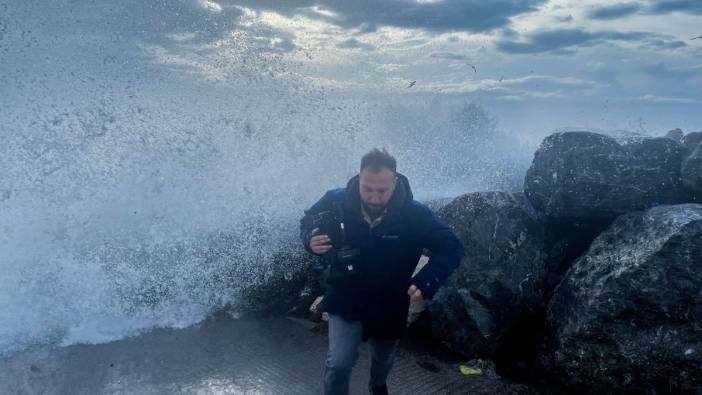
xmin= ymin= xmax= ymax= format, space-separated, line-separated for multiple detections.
xmin=309 ymin=228 xmax=333 ymax=255
xmin=407 ymin=284 xmax=423 ymax=302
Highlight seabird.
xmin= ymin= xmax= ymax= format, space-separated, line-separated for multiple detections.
xmin=691 ymin=34 xmax=702 ymax=40
xmin=469 ymin=64 xmax=477 ymax=73
xmin=408 ymin=81 xmax=416 ymax=88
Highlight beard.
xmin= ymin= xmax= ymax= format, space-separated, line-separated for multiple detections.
xmin=362 ymin=202 xmax=385 ymax=216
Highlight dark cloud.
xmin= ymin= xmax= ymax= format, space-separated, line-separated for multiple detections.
xmin=496 ymin=28 xmax=683 ymax=54
xmin=12 ymin=0 xmax=245 ymax=42
xmin=551 ymin=47 xmax=577 ymax=55
xmin=643 ymin=38 xmax=686 ymax=49
xmin=647 ymin=0 xmax=702 ymax=15
xmin=231 ymin=0 xmax=547 ymax=33
xmin=500 ymin=28 xmax=519 ymax=39
xmin=588 ymin=3 xmax=641 ymax=20
xmin=15 ymin=0 xmax=307 ymax=57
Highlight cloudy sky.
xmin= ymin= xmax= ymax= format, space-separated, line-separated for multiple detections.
xmin=233 ymin=0 xmax=702 ymax=133
xmin=2 ymin=0 xmax=702 ymax=135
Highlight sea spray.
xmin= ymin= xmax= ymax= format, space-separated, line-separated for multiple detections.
xmin=0 ymin=0 xmax=530 ymax=356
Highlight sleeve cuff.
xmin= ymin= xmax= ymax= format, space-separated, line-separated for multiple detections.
xmin=412 ymin=275 xmax=441 ymax=300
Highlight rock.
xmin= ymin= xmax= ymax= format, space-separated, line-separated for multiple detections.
xmin=682 ymin=131 xmax=702 ymax=155
xmin=238 ymin=242 xmax=322 ymax=318
xmin=524 ymin=131 xmax=685 ymax=228
xmin=429 ymin=286 xmax=494 ymax=358
xmin=424 ymin=197 xmax=454 ymax=212
xmin=546 ymin=204 xmax=702 ymax=394
xmin=430 ymin=192 xmax=553 ymax=371
xmin=439 ymin=191 xmax=551 ymax=307
xmin=682 ymin=143 xmax=702 ymax=196
xmin=665 ymin=128 xmax=683 ymax=142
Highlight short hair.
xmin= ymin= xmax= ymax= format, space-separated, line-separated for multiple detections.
xmin=360 ymin=148 xmax=396 ymax=174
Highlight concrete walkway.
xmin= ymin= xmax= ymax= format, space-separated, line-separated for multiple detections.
xmin=0 ymin=314 xmax=539 ymax=394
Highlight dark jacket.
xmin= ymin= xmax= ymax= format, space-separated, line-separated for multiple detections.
xmin=300 ymin=173 xmax=464 ymax=340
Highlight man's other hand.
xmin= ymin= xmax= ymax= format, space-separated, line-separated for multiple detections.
xmin=407 ymin=284 xmax=423 ymax=302
xmin=309 ymin=228 xmax=333 ymax=255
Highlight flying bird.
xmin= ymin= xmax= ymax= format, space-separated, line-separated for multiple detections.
xmin=498 ymin=76 xmax=504 ymax=83
xmin=408 ymin=81 xmax=416 ymax=88
xmin=469 ymin=64 xmax=477 ymax=73
xmin=691 ymin=34 xmax=702 ymax=40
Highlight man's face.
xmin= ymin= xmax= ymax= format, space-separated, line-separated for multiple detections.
xmin=359 ymin=168 xmax=397 ymax=215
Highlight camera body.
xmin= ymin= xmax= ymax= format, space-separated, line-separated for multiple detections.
xmin=302 ymin=210 xmax=341 ymax=247
xmin=302 ymin=208 xmax=361 ymax=284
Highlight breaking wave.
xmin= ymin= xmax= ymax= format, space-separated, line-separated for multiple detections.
xmin=0 ymin=0 xmax=531 ymax=356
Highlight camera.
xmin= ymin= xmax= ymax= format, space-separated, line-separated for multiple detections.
xmin=302 ymin=206 xmax=360 ymax=284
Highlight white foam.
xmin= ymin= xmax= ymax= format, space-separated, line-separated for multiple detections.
xmin=0 ymin=1 xmax=532 ymax=356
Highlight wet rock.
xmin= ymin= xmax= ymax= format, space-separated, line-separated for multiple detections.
xmin=424 ymin=197 xmax=454 ymax=212
xmin=664 ymin=127 xmax=683 ymax=142
xmin=524 ymin=131 xmax=685 ymax=228
xmin=430 ymin=192 xmax=553 ymax=367
xmin=440 ymin=192 xmax=552 ymax=307
xmin=682 ymin=143 xmax=702 ymax=197
xmin=429 ymin=286 xmax=494 ymax=358
xmin=546 ymin=204 xmax=702 ymax=394
xmin=237 ymin=241 xmax=322 ymax=318
xmin=682 ymin=131 xmax=702 ymax=155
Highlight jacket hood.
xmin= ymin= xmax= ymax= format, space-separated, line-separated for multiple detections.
xmin=345 ymin=172 xmax=414 ymax=216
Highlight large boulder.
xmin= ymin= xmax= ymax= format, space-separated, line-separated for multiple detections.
xmin=664 ymin=128 xmax=684 ymax=142
xmin=524 ymin=131 xmax=685 ymax=228
xmin=430 ymin=192 xmax=554 ymax=371
xmin=682 ymin=143 xmax=702 ymax=196
xmin=428 ymin=286 xmax=495 ymax=358
xmin=682 ymin=131 xmax=702 ymax=155
xmin=546 ymin=204 xmax=702 ymax=394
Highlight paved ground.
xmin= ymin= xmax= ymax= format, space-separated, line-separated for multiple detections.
xmin=0 ymin=314 xmax=541 ymax=394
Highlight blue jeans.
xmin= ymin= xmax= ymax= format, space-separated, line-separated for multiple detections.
xmin=324 ymin=314 xmax=398 ymax=395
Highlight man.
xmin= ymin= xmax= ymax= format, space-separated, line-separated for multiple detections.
xmin=300 ymin=148 xmax=464 ymax=395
